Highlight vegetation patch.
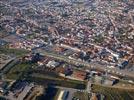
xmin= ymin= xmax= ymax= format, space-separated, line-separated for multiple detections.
xmin=26 ymin=73 xmax=86 ymax=89
xmin=5 ymin=62 xmax=36 ymax=80
xmin=92 ymin=84 xmax=134 ymax=100
xmin=0 ymin=47 xmax=29 ymax=56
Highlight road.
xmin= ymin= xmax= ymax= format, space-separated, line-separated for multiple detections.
xmin=0 ymin=58 xmax=19 ymax=76
xmin=86 ymin=81 xmax=91 ymax=93
xmin=35 ymin=49 xmax=134 ymax=80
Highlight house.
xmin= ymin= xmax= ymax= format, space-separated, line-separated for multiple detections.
xmin=47 ymin=60 xmax=60 ymax=68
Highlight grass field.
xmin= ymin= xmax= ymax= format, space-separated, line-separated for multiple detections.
xmin=5 ymin=62 xmax=36 ymax=79
xmin=92 ymin=84 xmax=134 ymax=100
xmin=26 ymin=72 xmax=86 ymax=89
xmin=0 ymin=47 xmax=29 ymax=56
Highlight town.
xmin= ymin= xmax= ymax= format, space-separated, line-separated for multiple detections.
xmin=0 ymin=0 xmax=134 ymax=100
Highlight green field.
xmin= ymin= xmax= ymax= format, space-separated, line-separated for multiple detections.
xmin=92 ymin=84 xmax=134 ymax=100
xmin=5 ymin=62 xmax=36 ymax=80
xmin=26 ymin=72 xmax=86 ymax=89
xmin=0 ymin=47 xmax=29 ymax=56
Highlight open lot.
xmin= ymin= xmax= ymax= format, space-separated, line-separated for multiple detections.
xmin=73 ymin=91 xmax=89 ymax=100
xmin=92 ymin=84 xmax=134 ymax=100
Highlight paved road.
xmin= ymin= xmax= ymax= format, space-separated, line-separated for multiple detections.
xmin=86 ymin=81 xmax=91 ymax=93
xmin=35 ymin=49 xmax=134 ymax=80
xmin=0 ymin=58 xmax=19 ymax=76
